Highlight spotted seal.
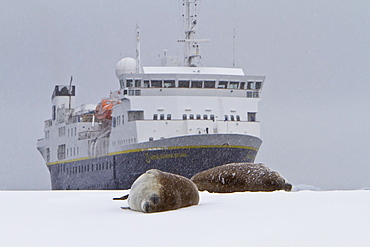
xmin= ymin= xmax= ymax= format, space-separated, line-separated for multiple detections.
xmin=191 ymin=163 xmax=292 ymax=193
xmin=114 ymin=169 xmax=200 ymax=213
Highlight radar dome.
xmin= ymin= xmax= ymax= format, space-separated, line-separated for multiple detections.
xmin=115 ymin=57 xmax=137 ymax=77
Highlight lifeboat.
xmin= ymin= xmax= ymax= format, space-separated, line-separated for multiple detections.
xmin=94 ymin=99 xmax=120 ymax=121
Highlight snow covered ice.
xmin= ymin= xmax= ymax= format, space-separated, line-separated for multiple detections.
xmin=1 ymin=190 xmax=370 ymax=247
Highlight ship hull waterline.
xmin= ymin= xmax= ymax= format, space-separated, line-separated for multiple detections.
xmin=47 ymin=134 xmax=262 ymax=190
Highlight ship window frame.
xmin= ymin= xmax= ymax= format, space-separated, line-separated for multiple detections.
xmin=153 ymin=114 xmax=158 ymax=120
xmin=160 ymin=114 xmax=165 ymax=120
xmin=248 ymin=112 xmax=257 ymax=122
xmin=204 ymin=81 xmax=216 ymax=88
xmin=52 ymin=105 xmax=56 ymax=120
xmin=230 ymin=115 xmax=235 ymax=121
xmin=46 ymin=148 xmax=50 ymax=162
xmin=218 ymin=81 xmax=228 ymax=89
xmin=189 ymin=114 xmax=194 ymax=120
xmin=144 ymin=80 xmax=150 ymax=88
xmin=113 ymin=117 xmax=117 ymax=127
xmin=224 ymin=115 xmax=228 ymax=121
xmin=253 ymin=92 xmax=259 ymax=98
xmin=167 ymin=114 xmax=172 ymax=120
xmin=151 ymin=80 xmax=163 ymax=88
xmin=196 ymin=114 xmax=201 ymax=120
xmin=255 ymin=81 xmax=262 ymax=90
xmin=135 ymin=80 xmax=142 ymax=87
xmin=229 ymin=81 xmax=239 ymax=89
xmin=179 ymin=80 xmax=190 ymax=88
xmin=191 ymin=80 xmax=203 ymax=88
xmin=210 ymin=114 xmax=215 ymax=121
xmin=203 ymin=114 xmax=208 ymax=120
xmin=57 ymin=144 xmax=66 ymax=160
xmin=126 ymin=79 xmax=134 ymax=88
xmin=182 ymin=114 xmax=187 ymax=120
xmin=236 ymin=115 xmax=241 ymax=121
xmin=247 ymin=81 xmax=254 ymax=89
xmin=164 ymin=80 xmax=175 ymax=88
xmin=240 ymin=82 xmax=246 ymax=89
xmin=246 ymin=91 xmax=253 ymax=98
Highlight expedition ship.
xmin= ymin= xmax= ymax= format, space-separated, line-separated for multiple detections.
xmin=37 ymin=0 xmax=265 ymax=190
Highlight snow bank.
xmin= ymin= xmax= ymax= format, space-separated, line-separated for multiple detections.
xmin=1 ymin=190 xmax=369 ymax=247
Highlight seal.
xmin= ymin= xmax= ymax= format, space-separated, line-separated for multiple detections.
xmin=114 ymin=169 xmax=200 ymax=213
xmin=191 ymin=163 xmax=292 ymax=193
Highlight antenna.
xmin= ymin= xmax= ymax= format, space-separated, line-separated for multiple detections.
xmin=178 ymin=0 xmax=209 ymax=67
xmin=136 ymin=24 xmax=142 ymax=73
xmin=233 ymin=27 xmax=236 ymax=68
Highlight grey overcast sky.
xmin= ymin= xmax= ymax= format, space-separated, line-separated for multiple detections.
xmin=1 ymin=0 xmax=369 ymax=190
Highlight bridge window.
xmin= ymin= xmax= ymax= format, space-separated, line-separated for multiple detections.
xmin=119 ymin=79 xmax=125 ymax=88
xmin=196 ymin=114 xmax=201 ymax=120
xmin=164 ymin=80 xmax=175 ymax=88
xmin=248 ymin=112 xmax=256 ymax=122
xmin=182 ymin=114 xmax=187 ymax=120
xmin=160 ymin=114 xmax=165 ymax=120
xmin=247 ymin=82 xmax=254 ymax=89
xmin=189 ymin=114 xmax=194 ymax=120
xmin=167 ymin=114 xmax=172 ymax=120
xmin=113 ymin=117 xmax=116 ymax=127
xmin=210 ymin=114 xmax=215 ymax=121
xmin=247 ymin=91 xmax=253 ymax=98
xmin=203 ymin=114 xmax=208 ymax=120
xmin=151 ymin=80 xmax=162 ymax=88
xmin=224 ymin=115 xmax=228 ymax=121
xmin=135 ymin=80 xmax=141 ymax=87
xmin=236 ymin=115 xmax=241 ymax=121
xmin=144 ymin=80 xmax=150 ymax=88
xmin=218 ymin=81 xmax=228 ymax=89
xmin=153 ymin=114 xmax=158 ymax=120
xmin=191 ymin=81 xmax=202 ymax=88
xmin=253 ymin=92 xmax=259 ymax=98
xmin=240 ymin=82 xmax=245 ymax=89
xmin=229 ymin=81 xmax=239 ymax=89
xmin=256 ymin=81 xmax=262 ymax=90
xmin=204 ymin=81 xmax=216 ymax=88
xmin=126 ymin=79 xmax=133 ymax=87
xmin=230 ymin=115 xmax=235 ymax=121
xmin=179 ymin=80 xmax=190 ymax=88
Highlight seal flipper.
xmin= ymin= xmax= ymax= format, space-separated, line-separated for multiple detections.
xmin=113 ymin=194 xmax=129 ymax=200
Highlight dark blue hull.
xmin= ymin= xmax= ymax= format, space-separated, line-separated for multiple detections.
xmin=48 ymin=134 xmax=262 ymax=190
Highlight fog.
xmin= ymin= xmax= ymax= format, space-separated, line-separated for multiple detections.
xmin=1 ymin=0 xmax=369 ymax=190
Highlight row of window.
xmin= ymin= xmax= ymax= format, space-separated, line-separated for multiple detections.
xmin=57 ymin=161 xmax=114 ymax=175
xmin=57 ymin=126 xmax=78 ymax=137
xmin=120 ymin=79 xmax=262 ymax=90
xmin=66 ymin=146 xmax=79 ymax=158
xmin=113 ymin=138 xmax=137 ymax=147
xmin=151 ymin=114 xmax=257 ymax=122
xmin=121 ymin=89 xmax=259 ymax=98
xmin=113 ymin=115 xmax=125 ymax=127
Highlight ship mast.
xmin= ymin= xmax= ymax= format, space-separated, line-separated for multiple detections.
xmin=136 ymin=24 xmax=142 ymax=73
xmin=178 ymin=0 xmax=209 ymax=67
